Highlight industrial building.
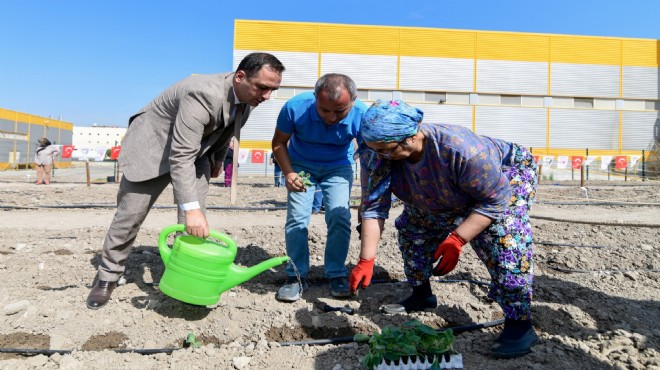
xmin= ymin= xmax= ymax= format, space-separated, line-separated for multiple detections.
xmin=232 ymin=20 xmax=659 ymax=176
xmin=0 ymin=108 xmax=73 ymax=170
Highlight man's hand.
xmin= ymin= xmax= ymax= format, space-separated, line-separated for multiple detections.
xmin=211 ymin=160 xmax=223 ymax=178
xmin=349 ymin=257 xmax=375 ymax=293
xmin=185 ymin=209 xmax=209 ymax=238
xmin=432 ymin=231 xmax=467 ymax=276
xmin=285 ymin=172 xmax=306 ymax=192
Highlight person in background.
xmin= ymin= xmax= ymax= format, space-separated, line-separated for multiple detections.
xmin=350 ymin=100 xmax=539 ymax=358
xmin=86 ymin=52 xmax=284 ymax=310
xmin=34 ymin=138 xmax=59 ymax=185
xmin=224 ymin=137 xmax=236 ymax=187
xmin=272 ymin=73 xmax=366 ymax=302
xmin=312 ymin=184 xmax=323 ymax=214
xmin=270 ymin=150 xmax=285 ymax=187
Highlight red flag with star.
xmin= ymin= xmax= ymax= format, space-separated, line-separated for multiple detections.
xmin=61 ymin=145 xmax=75 ymax=159
xmin=110 ymin=146 xmax=121 ymax=160
xmin=251 ymin=150 xmax=264 ymax=163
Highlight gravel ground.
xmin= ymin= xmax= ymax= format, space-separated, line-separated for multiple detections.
xmin=0 ymin=167 xmax=659 ymax=370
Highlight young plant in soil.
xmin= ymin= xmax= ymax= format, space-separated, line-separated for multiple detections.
xmin=354 ymin=320 xmax=456 ymax=369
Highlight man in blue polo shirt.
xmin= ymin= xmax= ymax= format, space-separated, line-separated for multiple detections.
xmin=271 ymin=73 xmax=367 ymax=301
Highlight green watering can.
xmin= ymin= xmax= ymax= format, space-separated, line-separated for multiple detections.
xmin=158 ymin=224 xmax=289 ymax=306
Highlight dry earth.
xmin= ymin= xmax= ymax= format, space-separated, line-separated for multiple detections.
xmin=0 ymin=168 xmax=659 ymax=370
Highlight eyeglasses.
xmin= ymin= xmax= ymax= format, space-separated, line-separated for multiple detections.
xmin=371 ymin=140 xmax=405 ymax=158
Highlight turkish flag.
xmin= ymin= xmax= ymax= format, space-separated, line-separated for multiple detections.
xmin=251 ymin=149 xmax=264 ymax=163
xmin=61 ymin=145 xmax=75 ymax=159
xmin=533 ymin=156 xmax=539 ymax=164
xmin=110 ymin=146 xmax=121 ymax=160
xmin=614 ymin=156 xmax=627 ymax=169
xmin=571 ymin=156 xmax=584 ymax=169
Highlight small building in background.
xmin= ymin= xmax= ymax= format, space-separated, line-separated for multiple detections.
xmin=0 ymin=108 xmax=73 ymax=170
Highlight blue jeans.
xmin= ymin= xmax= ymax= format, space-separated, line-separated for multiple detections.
xmin=285 ymin=161 xmax=353 ymax=279
xmin=274 ymin=164 xmax=284 ymax=187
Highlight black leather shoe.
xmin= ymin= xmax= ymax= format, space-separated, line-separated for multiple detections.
xmin=489 ymin=327 xmax=539 ymax=358
xmin=86 ymin=280 xmax=117 ymax=309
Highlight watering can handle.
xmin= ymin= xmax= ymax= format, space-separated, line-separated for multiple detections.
xmin=158 ymin=224 xmax=238 ymax=265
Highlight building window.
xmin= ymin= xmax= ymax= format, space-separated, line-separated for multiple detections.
xmin=369 ymin=90 xmax=393 ymax=101
xmin=624 ymin=100 xmax=645 ymax=110
xmin=574 ymin=98 xmax=594 ymax=109
xmin=501 ymin=95 xmax=521 ymax=106
xmin=425 ymin=92 xmax=446 ymax=104
xmin=552 ymin=97 xmax=574 ymax=108
xmin=594 ymin=98 xmax=616 ymax=110
xmin=402 ymin=91 xmax=425 ymax=103
xmin=478 ymin=94 xmax=499 ymax=105
xmin=275 ymin=87 xmax=295 ymax=99
xmin=446 ymin=93 xmax=470 ymax=105
xmin=645 ymin=100 xmax=659 ymax=111
xmin=521 ymin=96 xmax=544 ymax=107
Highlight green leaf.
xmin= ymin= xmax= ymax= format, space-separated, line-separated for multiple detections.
xmin=353 ymin=333 xmax=370 ymax=342
xmin=360 ymin=319 xmax=456 ymax=367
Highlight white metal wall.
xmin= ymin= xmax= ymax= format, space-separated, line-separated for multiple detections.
xmin=623 ymin=66 xmax=660 ymax=99
xmin=551 ymin=63 xmax=620 ymax=98
xmin=400 ymin=57 xmax=474 ymax=92
xmin=242 ymin=99 xmax=286 ymax=142
xmin=412 ymin=104 xmax=473 ymax=130
xmin=477 ymin=60 xmax=548 ymax=95
xmin=622 ymin=111 xmax=658 ymax=150
xmin=550 ymin=109 xmax=619 ymax=149
xmin=476 ymin=106 xmax=547 ymax=148
xmin=321 ymin=53 xmax=397 ymax=90
xmin=233 ymin=49 xmax=319 ymax=87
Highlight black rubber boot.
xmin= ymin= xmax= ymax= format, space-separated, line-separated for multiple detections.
xmin=489 ymin=318 xmax=539 ymax=358
xmin=383 ymin=280 xmax=437 ymax=314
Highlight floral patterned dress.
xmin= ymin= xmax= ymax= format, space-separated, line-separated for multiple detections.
xmin=360 ymin=123 xmax=538 ymax=320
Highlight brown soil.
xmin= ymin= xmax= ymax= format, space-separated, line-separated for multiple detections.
xmin=0 ymin=172 xmax=658 ymax=369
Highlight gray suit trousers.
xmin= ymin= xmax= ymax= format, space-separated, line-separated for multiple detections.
xmin=98 ymin=159 xmax=211 ymax=281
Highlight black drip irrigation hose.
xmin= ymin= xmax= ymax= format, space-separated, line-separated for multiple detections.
xmin=530 ymin=214 xmax=660 ymax=228
xmin=0 ymin=348 xmax=177 ymax=356
xmin=278 ymin=319 xmax=505 ymax=347
xmin=545 ymin=264 xmax=660 ymax=274
xmin=536 ymin=241 xmax=609 ymax=248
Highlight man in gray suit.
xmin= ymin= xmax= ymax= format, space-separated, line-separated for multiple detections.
xmin=86 ymin=53 xmax=285 ymax=309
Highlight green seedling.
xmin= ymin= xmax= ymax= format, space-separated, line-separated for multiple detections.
xmin=296 ymin=171 xmax=313 ymax=188
xmin=184 ymin=332 xmax=202 ymax=348
xmin=354 ymin=320 xmax=456 ymax=369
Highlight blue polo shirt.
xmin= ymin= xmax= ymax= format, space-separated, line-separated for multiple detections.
xmin=276 ymin=92 xmax=367 ymax=165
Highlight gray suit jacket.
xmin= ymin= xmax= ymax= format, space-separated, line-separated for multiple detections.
xmin=119 ymin=72 xmax=250 ymax=204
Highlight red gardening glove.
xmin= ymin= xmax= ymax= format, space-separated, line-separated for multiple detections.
xmin=349 ymin=257 xmax=375 ymax=293
xmin=433 ymin=231 xmax=467 ymax=276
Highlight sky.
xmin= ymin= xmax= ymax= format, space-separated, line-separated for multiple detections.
xmin=1 ymin=0 xmax=658 ymax=127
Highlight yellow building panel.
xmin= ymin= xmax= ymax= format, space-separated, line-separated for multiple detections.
xmin=0 ymin=108 xmax=72 ymax=128
xmin=241 ymin=140 xmax=271 ymax=150
xmin=400 ymin=28 xmax=475 ymax=59
xmin=477 ymin=32 xmax=549 ymax=62
xmin=234 ymin=20 xmax=319 ymax=53
xmin=622 ymin=39 xmax=659 ymax=67
xmin=551 ymin=36 xmax=621 ymax=65
xmin=320 ymin=24 xmax=399 ymax=56
xmin=0 ymin=108 xmax=17 ymax=121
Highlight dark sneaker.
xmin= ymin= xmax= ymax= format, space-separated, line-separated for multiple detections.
xmin=276 ymin=277 xmax=307 ymax=302
xmin=329 ymin=276 xmax=351 ymax=298
xmin=382 ymin=294 xmax=437 ymax=314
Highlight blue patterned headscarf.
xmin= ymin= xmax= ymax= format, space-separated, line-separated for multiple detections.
xmin=361 ymin=100 xmax=423 ymax=143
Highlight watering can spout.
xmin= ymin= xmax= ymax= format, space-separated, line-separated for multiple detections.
xmin=219 ymin=256 xmax=290 ymax=294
